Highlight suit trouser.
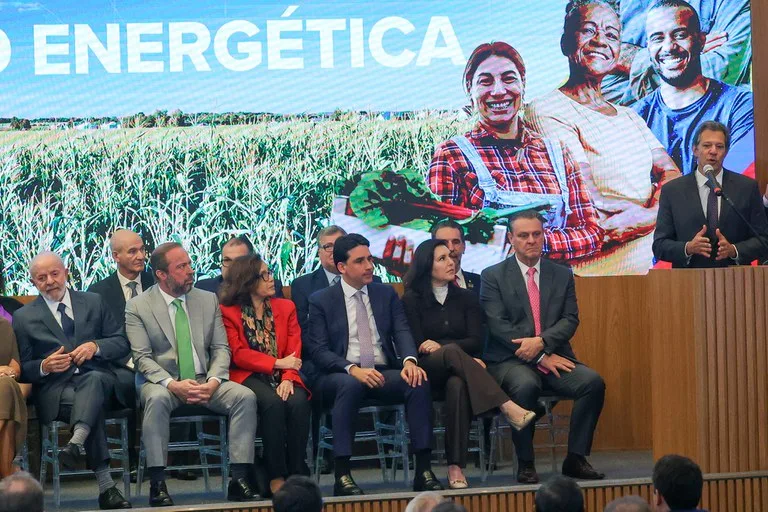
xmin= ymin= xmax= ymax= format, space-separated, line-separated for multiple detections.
xmin=58 ymin=371 xmax=114 ymax=469
xmin=112 ymin=366 xmax=138 ymax=467
xmin=420 ymin=344 xmax=510 ymax=467
xmin=314 ymin=369 xmax=433 ymax=458
xmin=487 ymin=359 xmax=605 ymax=462
xmin=241 ymin=375 xmax=311 ymax=479
xmin=140 ymin=378 xmax=257 ymax=468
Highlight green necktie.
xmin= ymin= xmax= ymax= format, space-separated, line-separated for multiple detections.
xmin=172 ymin=299 xmax=196 ymax=380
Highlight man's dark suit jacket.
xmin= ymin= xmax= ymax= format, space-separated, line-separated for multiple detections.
xmin=13 ymin=290 xmax=131 ymax=424
xmin=196 ymin=274 xmax=284 ymax=297
xmin=303 ymin=281 xmax=417 ymax=387
xmin=462 ymin=270 xmax=481 ymax=297
xmin=290 ymin=267 xmax=381 ymax=333
xmin=481 ymin=256 xmax=579 ymax=364
xmin=653 ymin=170 xmax=768 ymax=268
xmin=88 ymin=271 xmax=155 ymax=327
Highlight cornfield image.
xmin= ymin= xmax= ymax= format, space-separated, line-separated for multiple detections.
xmin=0 ymin=116 xmax=472 ymax=295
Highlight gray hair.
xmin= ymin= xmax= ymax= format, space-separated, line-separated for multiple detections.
xmin=604 ymin=496 xmax=652 ymax=512
xmin=405 ymin=491 xmax=446 ymax=512
xmin=0 ymin=471 xmax=44 ymax=512
xmin=28 ymin=251 xmax=65 ymax=277
xmin=317 ymin=225 xmax=347 ymax=243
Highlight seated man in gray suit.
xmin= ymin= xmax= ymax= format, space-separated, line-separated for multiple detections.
xmin=125 ymin=242 xmax=258 ymax=506
xmin=14 ymin=252 xmax=132 ymax=510
xmin=481 ymin=210 xmax=606 ymax=484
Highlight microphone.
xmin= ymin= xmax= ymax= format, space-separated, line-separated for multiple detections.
xmin=703 ymin=165 xmax=722 ymax=196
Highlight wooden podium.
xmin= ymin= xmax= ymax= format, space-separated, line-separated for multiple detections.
xmin=648 ymin=267 xmax=768 ymax=473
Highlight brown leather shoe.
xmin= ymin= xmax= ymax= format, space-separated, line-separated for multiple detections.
xmin=562 ymin=453 xmax=605 ymax=480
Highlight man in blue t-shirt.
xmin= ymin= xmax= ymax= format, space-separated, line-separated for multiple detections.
xmin=634 ymin=0 xmax=753 ymax=175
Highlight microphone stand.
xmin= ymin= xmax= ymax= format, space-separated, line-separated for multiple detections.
xmin=717 ymin=187 xmax=768 ymax=265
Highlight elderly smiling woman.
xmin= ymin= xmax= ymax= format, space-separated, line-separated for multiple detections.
xmin=526 ymin=0 xmax=680 ymax=275
xmin=427 ymin=41 xmax=603 ymax=263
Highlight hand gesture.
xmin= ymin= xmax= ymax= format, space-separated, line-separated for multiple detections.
xmin=400 ymin=360 xmax=427 ymax=388
xmin=275 ymin=352 xmax=302 ymax=371
xmin=514 ymin=337 xmax=544 ymax=362
xmin=539 ymin=354 xmax=576 ymax=378
xmin=685 ymin=225 xmax=711 ymax=258
xmin=276 ymin=380 xmax=294 ymax=401
xmin=350 ymin=366 xmax=385 ymax=388
xmin=715 ymin=229 xmax=736 ymax=261
xmin=418 ymin=340 xmax=441 ymax=355
xmin=0 ymin=366 xmax=16 ymax=379
xmin=187 ymin=379 xmax=219 ymax=404
xmin=42 ymin=346 xmax=72 ymax=374
xmin=473 ymin=357 xmax=487 ymax=369
xmin=168 ymin=379 xmax=200 ymax=403
xmin=70 ymin=341 xmax=98 ymax=366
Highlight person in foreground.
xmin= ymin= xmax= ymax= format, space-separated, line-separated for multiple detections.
xmin=125 ymin=242 xmax=258 ymax=506
xmin=534 ymin=475 xmax=585 ymax=512
xmin=606 ymin=496 xmax=652 ymax=512
xmin=405 ymin=491 xmax=445 ymax=512
xmin=651 ymin=455 xmax=706 ymax=512
xmin=304 ymin=234 xmax=443 ymax=496
xmin=0 ymin=471 xmax=44 ymax=512
xmin=402 ymin=239 xmax=535 ymax=488
xmin=482 ymin=210 xmax=606 ymax=484
xmin=0 ymin=318 xmax=29 ymax=478
xmin=653 ymin=121 xmax=768 ymax=267
xmin=14 ymin=251 xmax=132 ymax=509
xmin=271 ymin=475 xmax=323 ymax=512
xmin=219 ymin=254 xmax=311 ymax=495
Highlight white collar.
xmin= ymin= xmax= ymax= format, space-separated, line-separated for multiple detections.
xmin=695 ymin=168 xmax=722 ymax=189
xmin=158 ymin=286 xmax=185 ymax=307
xmin=43 ymin=288 xmax=72 ymax=311
xmin=514 ymin=255 xmax=541 ymax=277
xmin=322 ymin=267 xmax=340 ymax=286
xmin=340 ymin=278 xmax=367 ymax=298
xmin=116 ymin=270 xmax=140 ymax=288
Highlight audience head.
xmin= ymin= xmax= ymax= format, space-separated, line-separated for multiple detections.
xmin=0 ymin=471 xmax=44 ymax=512
xmin=332 ymin=234 xmax=374 ymax=289
xmin=405 ymin=491 xmax=446 ymax=512
xmin=317 ymin=225 xmax=347 ymax=274
xmin=652 ymin=454 xmax=703 ymax=512
xmin=404 ymin=239 xmax=455 ymax=297
xmin=150 ymin=242 xmax=194 ymax=298
xmin=110 ymin=229 xmax=147 ymax=279
xmin=218 ymin=253 xmax=274 ymax=306
xmin=605 ymin=496 xmax=652 ymax=512
xmin=693 ymin=120 xmax=730 ymax=173
xmin=508 ymin=209 xmax=547 ymax=267
xmin=645 ymin=0 xmax=704 ymax=88
xmin=431 ymin=220 xmax=467 ymax=269
xmin=29 ymin=251 xmax=69 ymax=302
xmin=561 ymin=0 xmax=621 ymax=79
xmin=272 ymin=475 xmax=323 ymax=512
xmin=432 ymin=502 xmax=468 ymax=512
xmin=535 ymin=475 xmax=585 ymax=512
xmin=221 ymin=235 xmax=254 ymax=279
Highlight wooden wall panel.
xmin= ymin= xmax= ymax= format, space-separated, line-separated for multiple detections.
xmin=753 ymin=0 xmax=768 ymax=186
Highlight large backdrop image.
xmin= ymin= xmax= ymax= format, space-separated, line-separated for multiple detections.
xmin=0 ymin=0 xmax=754 ymax=292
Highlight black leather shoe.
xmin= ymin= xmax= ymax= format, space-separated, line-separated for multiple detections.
xmin=333 ymin=474 xmax=364 ymax=496
xmin=319 ymin=457 xmax=333 ymax=475
xmin=562 ymin=454 xmax=605 ymax=480
xmin=58 ymin=443 xmax=85 ymax=469
xmin=98 ymin=486 xmax=132 ymax=509
xmin=149 ymin=481 xmax=174 ymax=507
xmin=227 ymin=477 xmax=258 ymax=501
xmin=517 ymin=460 xmax=540 ymax=484
xmin=170 ymin=469 xmax=198 ymax=481
xmin=413 ymin=470 xmax=444 ymax=492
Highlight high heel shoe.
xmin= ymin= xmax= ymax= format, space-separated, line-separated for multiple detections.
xmin=508 ymin=410 xmax=537 ymax=431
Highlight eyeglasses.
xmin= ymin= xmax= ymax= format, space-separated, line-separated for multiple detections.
xmin=257 ymin=270 xmax=274 ymax=281
xmin=320 ymin=243 xmax=335 ymax=253
xmin=221 ymin=258 xmax=236 ymax=267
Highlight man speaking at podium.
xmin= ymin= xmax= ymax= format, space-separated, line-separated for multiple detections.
xmin=653 ymin=121 xmax=768 ymax=268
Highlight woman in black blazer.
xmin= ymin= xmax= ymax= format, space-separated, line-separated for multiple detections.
xmin=402 ymin=239 xmax=535 ymax=489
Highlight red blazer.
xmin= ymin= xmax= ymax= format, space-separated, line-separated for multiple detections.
xmin=220 ymin=298 xmax=309 ymax=394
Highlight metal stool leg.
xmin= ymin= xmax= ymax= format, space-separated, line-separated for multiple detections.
xmin=547 ymin=402 xmax=557 ymax=474
xmin=52 ymin=423 xmax=61 ymax=508
xmin=398 ymin=408 xmax=409 ymax=487
xmin=371 ymin=410 xmax=388 ymax=482
xmin=136 ymin=444 xmax=145 ymax=496
xmin=39 ymin=424 xmax=49 ymax=492
xmin=120 ymin=418 xmax=131 ymax=498
xmin=196 ymin=420 xmax=210 ymax=493
xmin=219 ymin=416 xmax=228 ymax=497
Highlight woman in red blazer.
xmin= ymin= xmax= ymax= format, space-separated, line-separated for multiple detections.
xmin=219 ymin=253 xmax=310 ymax=496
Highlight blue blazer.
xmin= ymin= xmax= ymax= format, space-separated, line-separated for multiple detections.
xmin=303 ymin=281 xmax=416 ymax=386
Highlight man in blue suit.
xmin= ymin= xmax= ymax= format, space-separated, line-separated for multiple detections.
xmin=304 ymin=234 xmax=443 ymax=496
xmin=196 ymin=235 xmax=283 ymax=297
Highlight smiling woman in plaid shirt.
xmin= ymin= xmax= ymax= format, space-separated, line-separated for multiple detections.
xmin=428 ymin=41 xmax=603 ymax=263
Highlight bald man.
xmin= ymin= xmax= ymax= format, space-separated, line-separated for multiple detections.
xmin=14 ymin=252 xmax=132 ymax=509
xmin=88 ymin=229 xmax=154 ymax=480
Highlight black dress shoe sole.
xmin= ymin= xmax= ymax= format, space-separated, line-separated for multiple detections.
xmin=99 ymin=501 xmax=132 ymax=510
xmin=333 ymin=487 xmax=364 ymax=497
xmin=149 ymin=499 xmax=174 ymax=507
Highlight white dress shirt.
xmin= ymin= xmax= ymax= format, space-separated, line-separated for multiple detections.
xmin=514 ymin=256 xmax=541 ymax=292
xmin=117 ymin=271 xmax=143 ymax=301
xmin=340 ymin=279 xmax=386 ymax=370
xmin=157 ymin=287 xmax=211 ymax=386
